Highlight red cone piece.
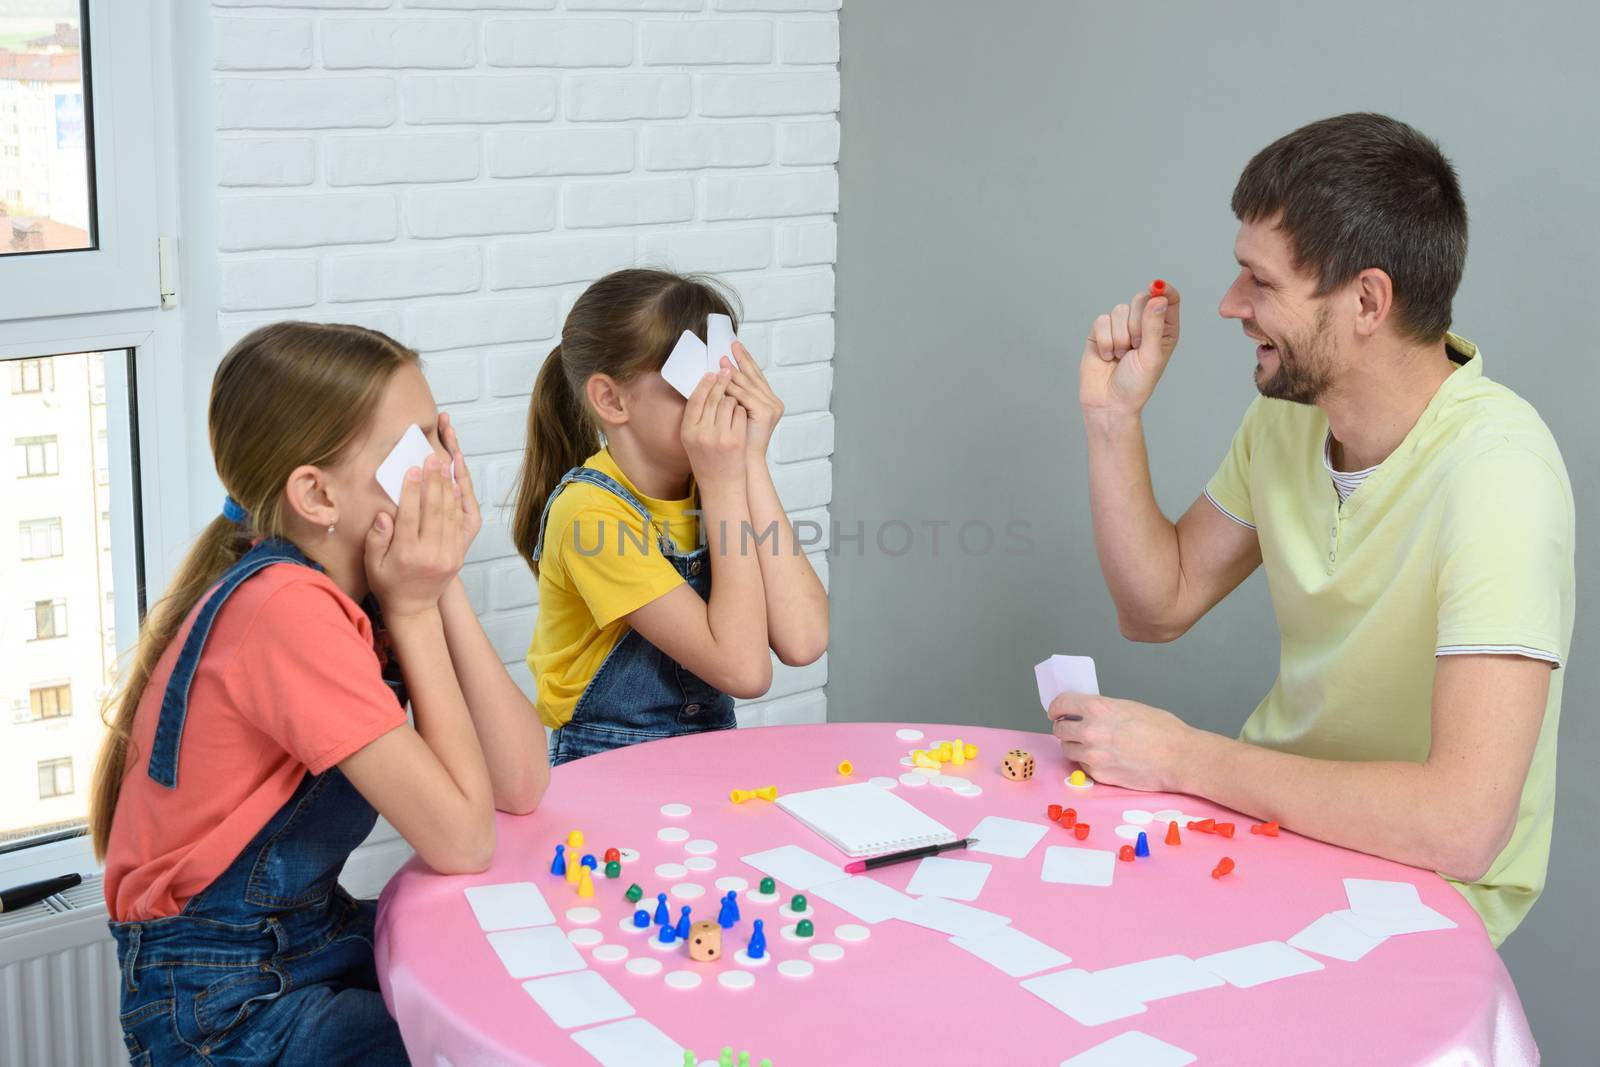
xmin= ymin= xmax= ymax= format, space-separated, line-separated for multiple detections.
xmin=1215 ymin=822 xmax=1236 ymax=839
xmin=1165 ymin=821 xmax=1181 ymax=846
xmin=1250 ymin=821 xmax=1280 ymax=837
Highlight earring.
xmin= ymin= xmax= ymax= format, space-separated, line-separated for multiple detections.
xmin=327 ymin=523 xmax=336 ymax=536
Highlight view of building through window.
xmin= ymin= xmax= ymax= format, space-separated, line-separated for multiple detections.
xmin=1 ymin=350 xmax=121 ymax=846
xmin=0 ymin=0 xmax=92 ymax=255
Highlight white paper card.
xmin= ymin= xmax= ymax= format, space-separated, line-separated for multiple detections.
xmin=1041 ymin=846 xmax=1116 ymax=887
xmin=807 ymin=875 xmax=914 ymax=924
xmin=1061 ymin=1031 xmax=1197 ymax=1067
xmin=1344 ymin=904 xmax=1457 ymax=937
xmin=1034 ymin=654 xmax=1100 ymax=710
xmin=706 ymin=313 xmax=739 ymax=370
xmin=949 ymin=925 xmax=1071 ymax=978
xmin=1196 ymin=940 xmax=1324 ymax=988
xmin=1093 ymin=955 xmax=1224 ymax=1003
xmin=522 ymin=970 xmax=635 ymax=1030
xmin=740 ymin=844 xmax=848 ymax=891
xmin=1021 ymin=968 xmax=1147 ymax=1027
xmin=1344 ymin=878 xmax=1458 ymax=935
xmin=487 ymin=925 xmax=587 ymax=979
xmin=376 ymin=423 xmax=438 ymax=506
xmin=661 ymin=329 xmax=710 ymax=399
xmin=1288 ymin=910 xmax=1388 ymax=962
xmin=967 ymin=815 xmax=1049 ymax=859
xmin=571 ymin=1018 xmax=686 ymax=1067
xmin=463 ymin=882 xmax=555 ymax=932
xmin=906 ymin=856 xmax=993 ymax=902
xmin=894 ymin=896 xmax=1011 ymax=939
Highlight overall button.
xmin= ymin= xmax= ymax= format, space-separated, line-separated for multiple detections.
xmin=685 ymin=704 xmax=701 ymax=715
xmin=688 ymin=560 xmax=702 ymax=576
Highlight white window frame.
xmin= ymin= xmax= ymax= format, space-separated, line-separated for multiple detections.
xmin=0 ymin=0 xmax=158 ymax=320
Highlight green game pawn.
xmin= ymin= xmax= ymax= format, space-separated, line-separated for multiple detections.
xmin=789 ymin=894 xmax=807 ymax=913
xmin=605 ymin=860 xmax=622 ymax=879
xmin=682 ymin=1052 xmax=696 ymax=1067
xmin=625 ymin=883 xmax=644 ymax=903
xmin=739 ymin=1054 xmax=751 ymax=1067
xmin=759 ymin=877 xmax=776 ymax=895
xmin=720 ymin=1048 xmax=734 ymax=1067
xmin=795 ymin=918 xmax=814 ymax=937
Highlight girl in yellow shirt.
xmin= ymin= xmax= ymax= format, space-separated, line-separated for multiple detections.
xmin=512 ymin=269 xmax=828 ymax=764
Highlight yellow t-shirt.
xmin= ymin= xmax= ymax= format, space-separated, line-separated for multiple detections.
xmin=1205 ymin=335 xmax=1575 ymax=946
xmin=528 ymin=449 xmax=701 ymax=729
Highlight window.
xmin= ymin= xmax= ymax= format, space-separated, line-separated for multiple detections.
xmin=29 ymin=683 xmax=71 ymax=720
xmin=0 ymin=3 xmax=92 ymax=257
xmin=16 ymin=434 xmax=59 ymax=477
xmin=18 ymin=516 xmax=63 ymax=559
xmin=37 ymin=758 xmax=74 ymax=800
xmin=29 ymin=598 xmax=66 ymax=640
xmin=10 ymin=356 xmax=53 ymax=393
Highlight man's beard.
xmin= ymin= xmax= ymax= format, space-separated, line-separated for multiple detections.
xmin=1254 ymin=306 xmax=1335 ymax=405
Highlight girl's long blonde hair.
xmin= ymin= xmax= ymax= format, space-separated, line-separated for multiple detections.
xmin=88 ymin=322 xmax=418 ymax=860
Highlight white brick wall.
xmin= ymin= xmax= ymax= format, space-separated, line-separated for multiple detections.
xmin=213 ymin=0 xmax=839 ymax=728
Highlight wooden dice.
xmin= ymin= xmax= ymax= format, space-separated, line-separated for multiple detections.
xmin=688 ymin=920 xmax=722 ymax=962
xmin=1001 ymin=749 xmax=1035 ymax=781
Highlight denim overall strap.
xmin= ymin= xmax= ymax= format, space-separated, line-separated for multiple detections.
xmin=531 ymin=464 xmax=677 ymax=562
xmin=147 ymin=538 xmax=321 ymax=788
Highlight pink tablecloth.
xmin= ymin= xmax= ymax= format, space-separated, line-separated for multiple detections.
xmin=375 ymin=722 xmax=1536 ymax=1066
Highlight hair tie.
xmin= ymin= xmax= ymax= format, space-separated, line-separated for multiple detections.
xmin=222 ymin=495 xmax=248 ymax=524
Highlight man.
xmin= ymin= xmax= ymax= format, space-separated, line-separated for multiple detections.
xmin=1059 ymin=113 xmax=1574 ymax=946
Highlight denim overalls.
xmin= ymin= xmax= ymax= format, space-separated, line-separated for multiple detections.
xmin=534 ymin=466 xmax=736 ymax=765
xmin=109 ymin=539 xmax=408 ymax=1066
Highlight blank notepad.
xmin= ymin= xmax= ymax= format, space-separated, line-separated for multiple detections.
xmin=776 ymin=783 xmax=956 ymax=857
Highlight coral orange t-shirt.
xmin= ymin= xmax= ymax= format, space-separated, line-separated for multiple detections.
xmin=103 ymin=564 xmax=407 ymax=922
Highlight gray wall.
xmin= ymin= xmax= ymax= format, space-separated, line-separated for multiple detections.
xmin=831 ymin=0 xmax=1596 ymax=1059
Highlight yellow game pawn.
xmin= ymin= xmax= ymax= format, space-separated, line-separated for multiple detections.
xmin=567 ymin=829 xmax=584 ymax=850
xmin=950 ymin=739 xmax=966 ymax=766
xmin=576 ymin=866 xmax=595 ymax=898
xmin=566 ymin=855 xmax=582 ymax=883
xmin=1068 ymin=769 xmax=1091 ymax=788
xmin=963 ymin=742 xmax=978 ymax=759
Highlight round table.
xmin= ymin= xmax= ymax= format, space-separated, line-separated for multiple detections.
xmin=374 ymin=723 xmax=1536 ymax=1066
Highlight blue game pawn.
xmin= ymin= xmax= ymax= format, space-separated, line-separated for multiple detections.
xmin=659 ymin=923 xmax=677 ymax=945
xmin=654 ymin=892 xmax=670 ymax=926
xmin=724 ymin=890 xmax=740 ymax=925
xmin=717 ymin=895 xmax=735 ymax=929
xmin=549 ymin=844 xmax=566 ymax=877
xmin=1135 ymin=831 xmax=1150 ymax=858
xmin=748 ymin=918 xmax=767 ymax=960
xmin=675 ymin=905 xmax=692 ymax=941
xmin=581 ymin=853 xmax=598 ymax=870
xmin=633 ymin=909 xmax=650 ymax=928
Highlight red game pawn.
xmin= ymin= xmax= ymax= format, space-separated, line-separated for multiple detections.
xmin=1250 ymin=822 xmax=1280 ymax=837
xmin=1073 ymin=822 xmax=1091 ymax=840
xmin=1211 ymin=857 xmax=1236 ymax=879
xmin=1215 ymin=822 xmax=1236 ymax=839
xmin=1047 ymin=804 xmax=1063 ymax=822
xmin=1187 ymin=818 xmax=1216 ymax=834
xmin=603 ymin=847 xmax=621 ymax=864
xmin=1118 ymin=845 xmax=1136 ymax=862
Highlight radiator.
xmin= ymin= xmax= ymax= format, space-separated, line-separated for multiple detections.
xmin=0 ymin=874 xmax=123 ymax=1067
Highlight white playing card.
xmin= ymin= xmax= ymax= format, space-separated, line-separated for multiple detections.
xmin=463 ymin=882 xmax=554 ymax=932
xmin=660 ymin=329 xmax=710 ymax=399
xmin=1061 ymin=1030 xmax=1197 ymax=1067
xmin=706 ymin=312 xmax=739 ymax=370
xmin=1092 ymin=954 xmax=1224 ymax=1003
xmin=1021 ymin=968 xmax=1147 ymax=1027
xmin=894 ymin=895 xmax=1011 ymax=939
xmin=572 ymin=1018 xmax=687 ymax=1067
xmin=486 ymin=925 xmax=587 ymax=979
xmin=1288 ymin=910 xmax=1389 ymax=962
xmin=1195 ymin=940 xmax=1324 ymax=988
xmin=949 ymin=924 xmax=1072 ymax=978
xmin=966 ymin=815 xmax=1049 ymax=859
xmin=906 ymin=856 xmax=993 ymax=902
xmin=740 ymin=845 xmax=847 ymax=891
xmin=807 ymin=875 xmax=914 ymax=924
xmin=1040 ymin=845 xmax=1115 ymax=887
xmin=1035 ymin=654 xmax=1100 ymax=710
xmin=522 ymin=970 xmax=635 ymax=1030
xmin=376 ymin=423 xmax=438 ymax=506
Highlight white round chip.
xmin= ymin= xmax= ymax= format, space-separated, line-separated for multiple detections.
xmin=649 ymin=934 xmax=681 ymax=952
xmin=733 ymin=949 xmax=771 ymax=967
xmin=565 ymin=907 xmax=601 ymax=924
xmin=932 ymin=774 xmax=966 ymax=789
xmin=660 ymin=802 xmax=692 ymax=818
xmin=655 ymin=863 xmax=688 ymax=880
xmin=899 ymin=756 xmax=915 ymax=767
xmin=567 ymin=928 xmax=603 ymax=947
xmin=869 ymin=776 xmax=899 ymax=789
xmin=684 ymin=839 xmax=718 ymax=856
xmin=656 ymin=827 xmax=690 ymax=843
xmin=784 ymin=901 xmax=813 ymax=919
xmin=808 ymin=942 xmax=845 ymax=962
xmin=664 ymin=970 xmax=701 ymax=990
xmin=834 ymin=924 xmax=870 ymax=943
xmin=780 ymin=923 xmax=806 ymax=942
xmin=618 ymin=848 xmax=641 ymax=864
xmin=592 ymin=944 xmax=629 ymax=963
xmin=1066 ymin=776 xmax=1094 ymax=790
xmin=778 ymin=959 xmax=814 ymax=979
xmin=1152 ymin=809 xmax=1185 ymax=823
xmin=715 ymin=876 xmax=749 ymax=892
xmin=1115 ymin=824 xmax=1145 ymax=841
xmin=619 ymin=916 xmax=651 ymax=935
xmin=1122 ymin=809 xmax=1155 ymax=825
xmin=670 ymin=883 xmax=706 ymax=900
xmin=898 ymin=773 xmax=928 ymax=788
xmin=685 ymin=856 xmax=717 ymax=872
xmin=954 ymin=784 xmax=982 ymax=797
xmin=718 ymin=970 xmax=756 ymax=990
xmin=625 ymin=957 xmax=663 ymax=976
xmin=912 ymin=767 xmax=940 ymax=778
xmin=747 ymin=887 xmax=779 ymax=904
xmin=896 ymin=728 xmax=925 ymax=741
